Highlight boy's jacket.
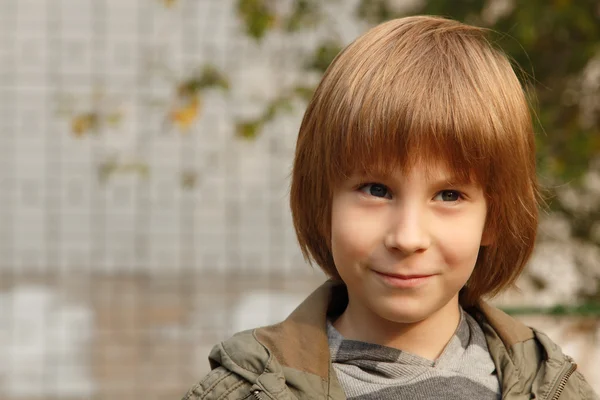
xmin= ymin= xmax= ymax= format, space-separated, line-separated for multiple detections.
xmin=182 ymin=281 xmax=598 ymax=400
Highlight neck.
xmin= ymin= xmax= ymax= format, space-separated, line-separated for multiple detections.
xmin=333 ymin=296 xmax=461 ymax=360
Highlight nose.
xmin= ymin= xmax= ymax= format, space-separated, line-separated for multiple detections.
xmin=384 ymin=204 xmax=431 ymax=254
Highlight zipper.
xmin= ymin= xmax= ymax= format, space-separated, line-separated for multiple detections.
xmin=546 ymin=360 xmax=577 ymax=400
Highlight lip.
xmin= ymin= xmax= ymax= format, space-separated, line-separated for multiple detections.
xmin=372 ymin=270 xmax=435 ymax=289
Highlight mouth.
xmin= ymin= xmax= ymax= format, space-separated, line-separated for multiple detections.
xmin=376 ymin=271 xmax=433 ymax=279
xmin=372 ymin=270 xmax=435 ymax=288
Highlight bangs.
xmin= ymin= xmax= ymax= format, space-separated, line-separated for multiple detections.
xmin=319 ymin=20 xmax=518 ymax=190
xmin=331 ymin=96 xmax=487 ymax=185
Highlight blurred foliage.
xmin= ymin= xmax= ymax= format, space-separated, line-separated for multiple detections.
xmin=160 ymin=0 xmax=178 ymax=8
xmin=307 ymin=40 xmax=344 ymax=73
xmin=56 ymin=92 xmax=124 ymax=138
xmin=70 ymin=110 xmax=122 ymax=137
xmin=71 ymin=113 xmax=100 ymax=137
xmin=176 ymin=65 xmax=230 ymax=98
xmin=237 ymin=0 xmax=600 ymax=186
xmin=170 ymin=96 xmax=202 ymax=132
xmin=237 ymin=0 xmax=276 ymax=40
xmin=356 ymin=0 xmax=401 ymax=23
xmin=234 ymin=39 xmax=334 ymax=135
xmin=181 ymin=169 xmax=199 ymax=189
xmin=236 ymin=0 xmax=324 ymax=40
xmin=168 ymin=64 xmax=230 ymax=132
xmin=98 ymin=159 xmax=150 ymax=183
xmin=236 ymin=86 xmax=314 ymax=139
xmin=285 ymin=0 xmax=322 ymax=32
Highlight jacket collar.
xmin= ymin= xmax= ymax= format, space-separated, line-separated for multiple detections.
xmin=248 ymin=280 xmax=577 ymax=399
xmin=254 ymin=280 xmax=540 ymax=389
xmin=471 ymin=300 xmax=534 ymax=347
xmin=254 ymin=280 xmax=343 ymax=380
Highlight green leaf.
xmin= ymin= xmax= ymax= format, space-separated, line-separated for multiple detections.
xmin=356 ymin=0 xmax=398 ymax=24
xmin=236 ymin=121 xmax=262 ymax=139
xmin=307 ymin=41 xmax=343 ymax=73
xmin=285 ymin=0 xmax=321 ymax=32
xmin=237 ymin=0 xmax=276 ymax=40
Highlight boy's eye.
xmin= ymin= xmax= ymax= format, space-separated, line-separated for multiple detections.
xmin=359 ymin=183 xmax=392 ymax=199
xmin=434 ymin=190 xmax=462 ymax=202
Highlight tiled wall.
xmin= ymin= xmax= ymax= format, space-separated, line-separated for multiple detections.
xmin=0 ymin=0 xmax=338 ymax=275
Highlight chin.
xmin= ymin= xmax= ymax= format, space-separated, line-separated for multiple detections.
xmin=375 ymin=301 xmax=432 ymax=325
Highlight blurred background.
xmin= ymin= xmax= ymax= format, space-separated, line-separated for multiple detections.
xmin=0 ymin=0 xmax=599 ymax=398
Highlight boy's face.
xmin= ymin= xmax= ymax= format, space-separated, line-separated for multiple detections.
xmin=331 ymin=161 xmax=490 ymax=329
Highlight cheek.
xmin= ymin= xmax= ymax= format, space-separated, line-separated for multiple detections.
xmin=331 ymin=202 xmax=381 ymax=264
xmin=438 ymin=214 xmax=486 ymax=266
xmin=331 ymin=211 xmax=363 ymax=260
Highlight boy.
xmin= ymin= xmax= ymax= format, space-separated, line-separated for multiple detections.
xmin=183 ymin=16 xmax=598 ymax=399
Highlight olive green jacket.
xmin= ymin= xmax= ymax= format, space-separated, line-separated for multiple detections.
xmin=182 ymin=281 xmax=598 ymax=400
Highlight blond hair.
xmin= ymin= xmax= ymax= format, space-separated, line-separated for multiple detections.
xmin=290 ymin=16 xmax=540 ymax=306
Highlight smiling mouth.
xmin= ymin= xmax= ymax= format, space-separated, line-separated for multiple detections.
xmin=372 ymin=270 xmax=435 ymax=288
xmin=376 ymin=271 xmax=433 ymax=279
